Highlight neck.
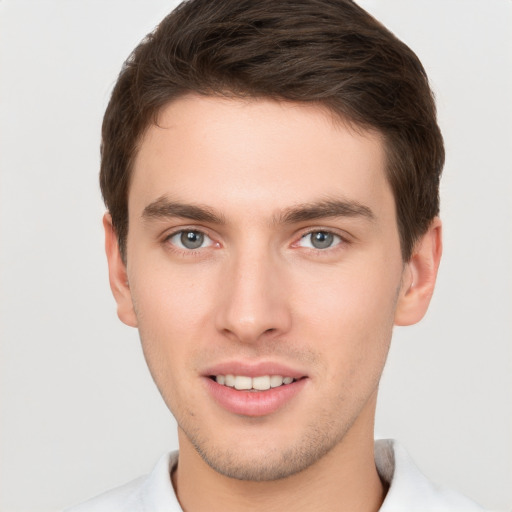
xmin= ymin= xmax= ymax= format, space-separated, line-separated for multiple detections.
xmin=172 ymin=395 xmax=385 ymax=512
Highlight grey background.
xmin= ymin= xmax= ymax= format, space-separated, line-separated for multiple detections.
xmin=0 ymin=1 xmax=510 ymax=511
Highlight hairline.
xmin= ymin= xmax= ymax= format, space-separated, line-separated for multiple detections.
xmin=117 ymin=91 xmax=418 ymax=263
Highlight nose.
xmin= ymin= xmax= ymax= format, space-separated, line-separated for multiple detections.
xmin=215 ymin=247 xmax=292 ymax=344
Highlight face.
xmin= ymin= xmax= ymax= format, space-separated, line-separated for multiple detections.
xmin=107 ymin=95 xmax=436 ymax=481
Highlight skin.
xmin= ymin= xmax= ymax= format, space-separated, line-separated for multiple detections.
xmin=105 ymin=95 xmax=442 ymax=512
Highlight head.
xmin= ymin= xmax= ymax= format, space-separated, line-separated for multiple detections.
xmin=102 ymin=0 xmax=443 ymax=482
xmin=101 ymin=0 xmax=444 ymax=263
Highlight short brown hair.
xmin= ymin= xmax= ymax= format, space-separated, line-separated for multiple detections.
xmin=100 ymin=0 xmax=444 ymax=261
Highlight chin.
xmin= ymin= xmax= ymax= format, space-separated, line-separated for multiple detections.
xmin=184 ymin=415 xmax=347 ymax=482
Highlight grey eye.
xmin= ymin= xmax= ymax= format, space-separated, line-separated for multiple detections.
xmin=180 ymin=230 xmax=205 ymax=249
xmin=299 ymin=231 xmax=340 ymax=249
xmin=168 ymin=230 xmax=213 ymax=250
xmin=310 ymin=231 xmax=334 ymax=249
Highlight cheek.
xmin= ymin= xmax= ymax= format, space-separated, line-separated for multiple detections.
xmin=131 ymin=258 xmax=217 ymax=330
xmin=290 ymin=258 xmax=400 ymax=378
xmin=128 ymin=262 xmax=218 ymax=392
xmin=293 ymin=256 xmax=401 ymax=332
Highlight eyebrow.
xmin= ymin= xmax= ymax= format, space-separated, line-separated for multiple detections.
xmin=141 ymin=196 xmax=374 ymax=225
xmin=142 ymin=196 xmax=225 ymax=224
xmin=277 ymin=199 xmax=375 ymax=224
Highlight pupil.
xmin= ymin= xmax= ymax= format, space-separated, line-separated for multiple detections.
xmin=312 ymin=231 xmax=333 ymax=249
xmin=181 ymin=231 xmax=204 ymax=249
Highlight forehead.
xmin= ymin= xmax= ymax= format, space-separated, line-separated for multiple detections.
xmin=129 ymin=95 xmax=392 ymax=222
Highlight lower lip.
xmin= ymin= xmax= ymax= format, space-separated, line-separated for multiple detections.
xmin=204 ymin=377 xmax=307 ymax=417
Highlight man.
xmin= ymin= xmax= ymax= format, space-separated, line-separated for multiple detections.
xmin=67 ymin=0 xmax=484 ymax=510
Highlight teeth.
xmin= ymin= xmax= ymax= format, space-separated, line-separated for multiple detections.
xmin=252 ymin=376 xmax=270 ymax=390
xmin=234 ymin=376 xmax=252 ymax=390
xmin=215 ymin=374 xmax=295 ymax=390
xmin=270 ymin=375 xmax=284 ymax=388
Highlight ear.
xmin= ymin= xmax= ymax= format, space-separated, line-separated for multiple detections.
xmin=103 ymin=213 xmax=138 ymax=327
xmin=394 ymin=218 xmax=442 ymax=326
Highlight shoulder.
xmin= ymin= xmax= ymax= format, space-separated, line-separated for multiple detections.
xmin=375 ymin=439 xmax=486 ymax=512
xmin=64 ymin=452 xmax=181 ymax=512
xmin=63 ymin=476 xmax=146 ymax=512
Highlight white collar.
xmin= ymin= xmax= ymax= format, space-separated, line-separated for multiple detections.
xmin=375 ymin=439 xmax=484 ymax=511
xmin=67 ymin=439 xmax=484 ymax=511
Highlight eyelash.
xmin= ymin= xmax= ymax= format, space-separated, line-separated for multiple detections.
xmin=296 ymin=229 xmax=346 ymax=251
xmin=162 ymin=227 xmax=350 ymax=256
xmin=292 ymin=228 xmax=352 ymax=258
xmin=163 ymin=228 xmax=217 ymax=255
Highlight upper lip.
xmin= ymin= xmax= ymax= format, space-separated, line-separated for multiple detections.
xmin=202 ymin=360 xmax=307 ymax=379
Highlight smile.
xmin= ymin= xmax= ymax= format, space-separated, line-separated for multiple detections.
xmin=213 ymin=374 xmax=295 ymax=391
xmin=206 ymin=374 xmax=307 ymax=416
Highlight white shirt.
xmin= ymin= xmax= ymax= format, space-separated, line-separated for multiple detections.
xmin=65 ymin=439 xmax=485 ymax=511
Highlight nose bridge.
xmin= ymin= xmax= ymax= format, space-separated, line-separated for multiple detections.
xmin=216 ymin=239 xmax=291 ymax=343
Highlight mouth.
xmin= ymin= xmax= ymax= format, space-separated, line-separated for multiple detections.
xmin=210 ymin=374 xmax=297 ymax=391
xmin=203 ymin=364 xmax=308 ymax=417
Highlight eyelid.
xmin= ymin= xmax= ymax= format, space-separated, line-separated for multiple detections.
xmin=293 ymin=227 xmax=351 ymax=250
xmin=163 ymin=226 xmax=219 ymax=251
xmin=161 ymin=225 xmax=351 ymax=254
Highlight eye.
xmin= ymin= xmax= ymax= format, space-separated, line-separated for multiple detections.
xmin=298 ymin=231 xmax=342 ymax=250
xmin=167 ymin=230 xmax=214 ymax=250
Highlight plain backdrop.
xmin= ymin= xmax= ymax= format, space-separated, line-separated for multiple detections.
xmin=0 ymin=1 xmax=510 ymax=511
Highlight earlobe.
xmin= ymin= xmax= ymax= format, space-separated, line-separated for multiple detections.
xmin=103 ymin=213 xmax=138 ymax=328
xmin=394 ymin=218 xmax=442 ymax=326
